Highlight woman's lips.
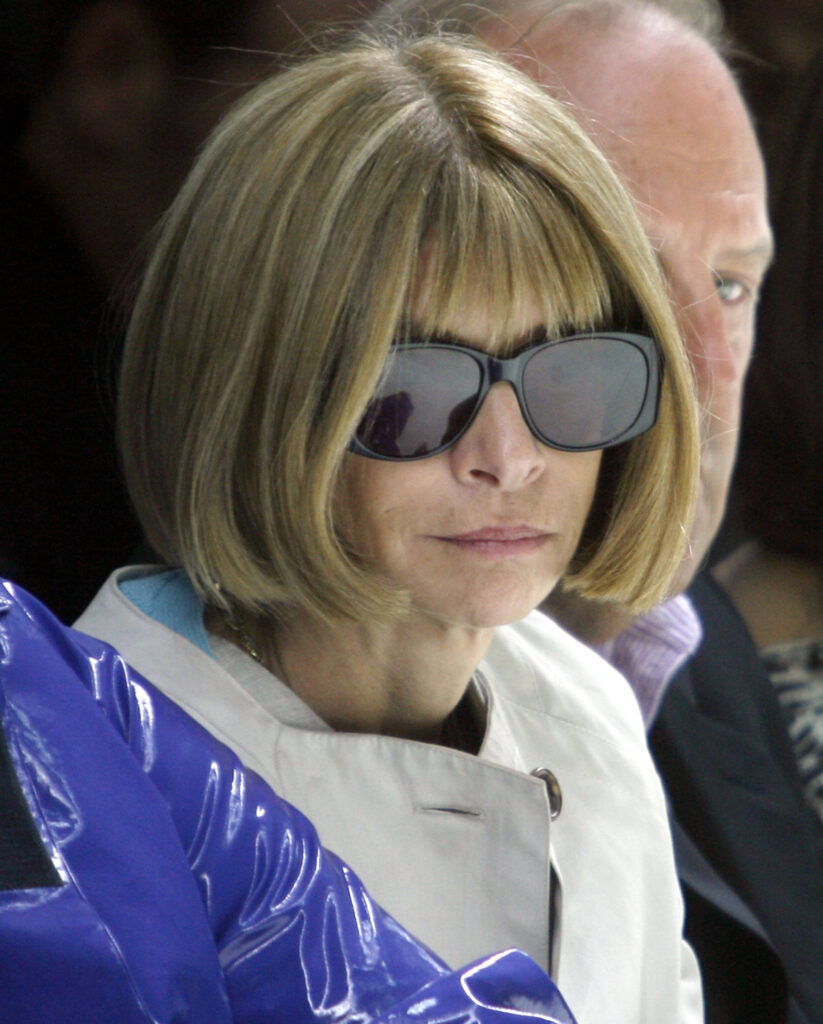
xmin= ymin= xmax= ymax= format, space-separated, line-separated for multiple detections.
xmin=434 ymin=526 xmax=551 ymax=557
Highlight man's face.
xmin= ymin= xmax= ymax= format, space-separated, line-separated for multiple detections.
xmin=510 ymin=11 xmax=773 ymax=593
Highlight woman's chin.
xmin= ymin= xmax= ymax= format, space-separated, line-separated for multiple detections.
xmin=414 ymin=582 xmax=560 ymax=632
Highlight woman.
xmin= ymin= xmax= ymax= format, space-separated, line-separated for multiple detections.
xmin=716 ymin=54 xmax=823 ymax=824
xmin=77 ymin=33 xmax=701 ymax=1023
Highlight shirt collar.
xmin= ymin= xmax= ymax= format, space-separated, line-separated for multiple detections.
xmin=595 ymin=594 xmax=703 ymax=728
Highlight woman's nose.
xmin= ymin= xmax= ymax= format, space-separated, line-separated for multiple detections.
xmin=448 ymin=382 xmax=545 ymax=488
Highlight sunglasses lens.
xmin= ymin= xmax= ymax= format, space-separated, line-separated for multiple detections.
xmin=356 ymin=347 xmax=482 ymax=458
xmin=523 ymin=337 xmax=650 ymax=449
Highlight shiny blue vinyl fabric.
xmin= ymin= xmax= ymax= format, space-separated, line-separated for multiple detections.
xmin=0 ymin=579 xmax=577 ymax=1024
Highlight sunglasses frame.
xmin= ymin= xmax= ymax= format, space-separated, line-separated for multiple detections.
xmin=349 ymin=331 xmax=662 ymax=462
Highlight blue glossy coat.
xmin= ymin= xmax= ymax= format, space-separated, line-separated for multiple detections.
xmin=0 ymin=580 xmax=576 ymax=1023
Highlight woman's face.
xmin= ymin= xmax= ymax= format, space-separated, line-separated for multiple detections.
xmin=337 ymin=296 xmax=603 ymax=631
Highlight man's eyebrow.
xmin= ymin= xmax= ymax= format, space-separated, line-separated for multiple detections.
xmin=716 ymin=238 xmax=775 ymax=271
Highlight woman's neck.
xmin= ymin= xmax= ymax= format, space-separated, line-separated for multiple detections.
xmin=209 ymin=605 xmax=494 ymax=742
xmin=714 ymin=539 xmax=823 ymax=649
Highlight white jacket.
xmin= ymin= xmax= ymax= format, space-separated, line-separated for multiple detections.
xmin=77 ymin=567 xmax=702 ymax=1024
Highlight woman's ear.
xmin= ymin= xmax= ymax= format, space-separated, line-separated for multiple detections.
xmin=54 ymin=0 xmax=174 ymax=158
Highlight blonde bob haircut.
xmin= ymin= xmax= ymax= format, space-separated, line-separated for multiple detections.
xmin=120 ymin=32 xmax=698 ymax=625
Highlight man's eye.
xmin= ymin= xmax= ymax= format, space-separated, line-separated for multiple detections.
xmin=714 ymin=274 xmax=749 ymax=305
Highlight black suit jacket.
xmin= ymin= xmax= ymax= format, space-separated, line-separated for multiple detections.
xmin=651 ymin=574 xmax=823 ymax=1024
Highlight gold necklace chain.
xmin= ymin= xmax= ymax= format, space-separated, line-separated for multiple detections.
xmin=221 ymin=608 xmax=292 ymax=691
xmin=223 ymin=612 xmax=264 ymax=664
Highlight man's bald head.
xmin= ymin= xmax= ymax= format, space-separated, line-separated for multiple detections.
xmin=372 ymin=0 xmax=726 ymax=53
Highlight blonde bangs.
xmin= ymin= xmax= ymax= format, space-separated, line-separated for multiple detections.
xmin=408 ymin=162 xmax=619 ymax=347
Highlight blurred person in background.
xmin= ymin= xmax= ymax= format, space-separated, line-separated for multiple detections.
xmin=0 ymin=0 xmax=379 ymax=623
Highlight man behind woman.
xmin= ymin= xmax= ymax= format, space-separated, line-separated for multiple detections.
xmin=718 ymin=52 xmax=823 ymax=825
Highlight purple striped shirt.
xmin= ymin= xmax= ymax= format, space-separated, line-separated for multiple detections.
xmin=596 ymin=594 xmax=703 ymax=728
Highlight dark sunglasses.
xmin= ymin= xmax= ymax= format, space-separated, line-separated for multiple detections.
xmin=350 ymin=331 xmax=661 ymax=461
